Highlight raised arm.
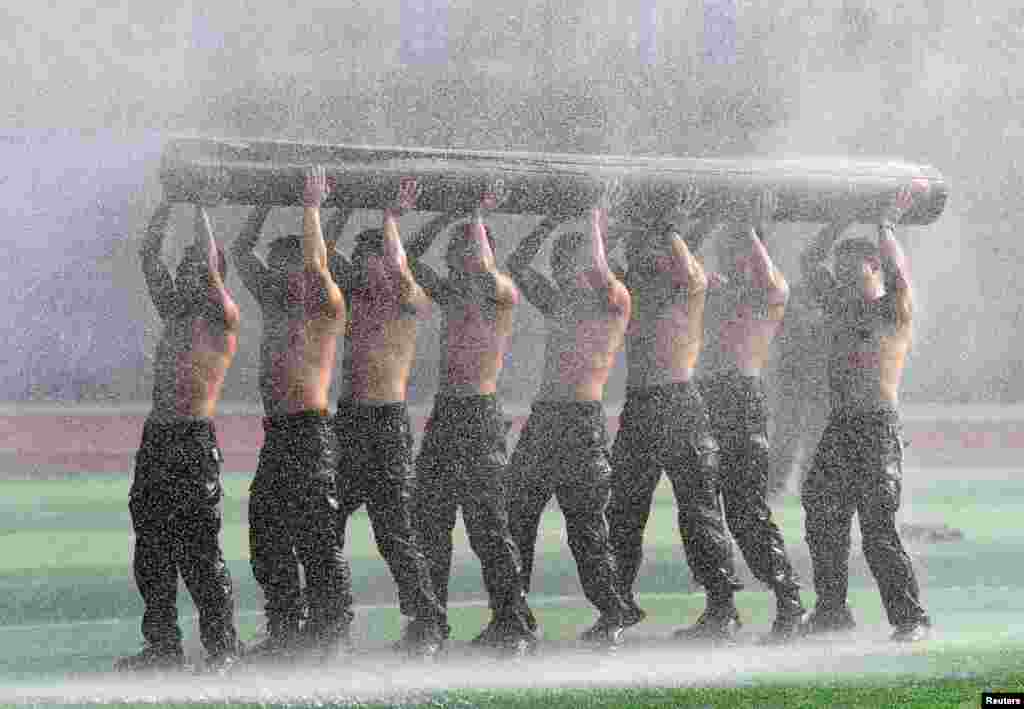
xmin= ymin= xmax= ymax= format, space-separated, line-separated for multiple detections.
xmin=586 ymin=184 xmax=629 ymax=314
xmin=405 ymin=211 xmax=462 ymax=305
xmin=458 ymin=184 xmax=521 ymax=306
xmin=505 ymin=216 xmax=560 ymax=316
xmin=878 ymin=186 xmax=915 ymax=326
xmin=193 ymin=205 xmax=240 ymax=330
xmin=230 ymin=204 xmax=272 ymax=302
xmin=381 ymin=178 xmax=431 ymax=318
xmin=302 ymin=166 xmax=345 ymax=319
xmin=322 ymin=206 xmax=355 ymax=294
xmin=747 ymin=190 xmax=789 ymax=319
xmin=139 ymin=201 xmax=181 ymax=320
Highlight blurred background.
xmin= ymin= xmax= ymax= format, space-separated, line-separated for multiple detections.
xmin=1 ymin=0 xmax=1019 ymax=405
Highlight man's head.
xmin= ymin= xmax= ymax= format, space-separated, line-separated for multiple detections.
xmin=176 ymin=245 xmax=228 ymax=304
xmin=351 ymin=228 xmax=385 ymax=267
xmin=266 ymin=235 xmax=304 ymax=273
xmin=266 ymin=236 xmax=317 ymax=308
xmin=446 ymin=222 xmax=496 ymax=275
xmin=625 ymin=229 xmax=673 ymax=277
xmin=833 ymin=237 xmax=884 ymax=299
xmin=713 ymin=226 xmax=756 ymax=283
xmin=550 ymin=230 xmax=588 ymax=291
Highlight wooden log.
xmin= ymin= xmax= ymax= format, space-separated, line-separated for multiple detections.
xmin=160 ymin=137 xmax=948 ymax=226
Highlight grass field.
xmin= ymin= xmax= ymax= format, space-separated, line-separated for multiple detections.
xmin=3 ymin=414 xmax=1024 ymax=707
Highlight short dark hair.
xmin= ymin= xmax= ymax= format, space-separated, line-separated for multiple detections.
xmin=354 ymin=228 xmax=384 ymax=253
xmin=550 ymin=231 xmax=586 ymax=276
xmin=182 ymin=244 xmax=228 ymax=280
xmin=834 ymin=237 xmax=880 ymax=264
xmin=267 ymin=235 xmax=302 ymax=267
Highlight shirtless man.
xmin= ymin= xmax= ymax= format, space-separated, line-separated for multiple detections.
xmin=505 ymin=183 xmax=631 ymax=651
xmin=698 ymin=191 xmax=807 ymax=643
xmin=231 ymin=167 xmax=350 ymax=664
xmin=605 ymin=186 xmax=743 ymax=643
xmin=404 ymin=187 xmax=533 ymax=657
xmin=117 ymin=200 xmax=242 ymax=674
xmin=332 ymin=179 xmax=446 ymax=660
xmin=800 ymin=186 xmax=931 ymax=642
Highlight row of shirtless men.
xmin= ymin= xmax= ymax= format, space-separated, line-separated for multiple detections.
xmin=116 ymin=167 xmax=931 ymax=674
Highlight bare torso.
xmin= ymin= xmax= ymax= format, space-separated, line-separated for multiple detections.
xmin=826 ymin=295 xmax=910 ymax=410
xmin=150 ymin=315 xmax=237 ymax=420
xmin=258 ymin=283 xmax=345 ymax=415
xmin=704 ymin=287 xmax=784 ymax=377
xmin=624 ymin=271 xmax=705 ymax=388
xmin=346 ymin=294 xmax=419 ymax=403
xmin=438 ymin=291 xmax=515 ymax=397
xmin=538 ymin=292 xmax=630 ymax=402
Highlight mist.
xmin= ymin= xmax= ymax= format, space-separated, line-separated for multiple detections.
xmin=2 ymin=0 xmax=1020 ymax=404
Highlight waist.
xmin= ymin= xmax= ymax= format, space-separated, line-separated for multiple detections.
xmin=144 ymin=415 xmax=214 ymax=431
xmin=531 ymin=399 xmax=605 ymax=417
xmin=336 ymin=398 xmax=408 ymax=418
xmin=625 ymin=380 xmax=700 ymax=401
xmin=433 ymin=392 xmax=499 ymax=412
xmin=702 ymin=370 xmax=764 ymax=396
xmin=829 ymin=404 xmax=900 ymax=425
xmin=263 ymin=409 xmax=331 ymax=431
xmin=142 ymin=416 xmax=217 ymax=444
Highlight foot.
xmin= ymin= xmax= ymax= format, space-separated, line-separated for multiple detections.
xmin=394 ymin=618 xmax=444 ymax=662
xmin=674 ymin=605 xmax=742 ymax=644
xmin=497 ymin=633 xmax=539 ymax=660
xmin=114 ymin=644 xmax=186 ymax=673
xmin=578 ymin=615 xmax=625 ymax=653
xmin=890 ymin=619 xmax=931 ymax=643
xmin=243 ymin=632 xmax=303 ymax=666
xmin=623 ymin=596 xmax=647 ymax=629
xmin=204 ymin=647 xmax=243 ymax=676
xmin=759 ymin=609 xmax=810 ymax=645
xmin=470 ymin=617 xmax=502 ymax=647
xmin=801 ymin=606 xmax=857 ymax=637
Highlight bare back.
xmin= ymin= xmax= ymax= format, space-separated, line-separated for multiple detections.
xmin=151 ymin=314 xmax=238 ymax=420
xmin=825 ymin=293 xmax=911 ymax=409
xmin=538 ymin=286 xmax=630 ymax=402
xmin=258 ymin=272 xmax=345 ymax=415
xmin=625 ymin=268 xmax=706 ymax=388
xmin=437 ymin=277 xmax=517 ymax=396
xmin=704 ymin=285 xmax=786 ymax=377
xmin=347 ymin=294 xmax=420 ymax=403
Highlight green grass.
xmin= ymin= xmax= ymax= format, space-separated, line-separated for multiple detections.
xmin=3 ymin=466 xmax=1024 ymax=707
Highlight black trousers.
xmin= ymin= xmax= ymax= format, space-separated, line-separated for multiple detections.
xmin=507 ymin=400 xmax=627 ymax=621
xmin=608 ymin=383 xmax=741 ymax=600
xmin=334 ymin=400 xmax=443 ymax=622
xmin=802 ymin=407 xmax=929 ymax=627
xmin=702 ymin=373 xmax=801 ymax=595
xmin=413 ymin=394 xmax=528 ymax=633
xmin=129 ymin=418 xmax=237 ymax=657
xmin=249 ymin=410 xmax=352 ymax=640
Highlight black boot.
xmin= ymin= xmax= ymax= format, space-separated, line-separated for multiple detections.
xmin=891 ymin=618 xmax=931 ymax=643
xmin=759 ymin=586 xmax=809 ymax=645
xmin=579 ymin=614 xmax=625 ymax=653
xmin=204 ymin=640 xmax=244 ymax=676
xmin=114 ymin=644 xmax=186 ymax=673
xmin=245 ymin=615 xmax=303 ymax=665
xmin=394 ymin=617 xmax=444 ymax=661
xmin=622 ymin=594 xmax=647 ymax=629
xmin=801 ymin=605 xmax=856 ymax=636
xmin=674 ymin=593 xmax=742 ymax=644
